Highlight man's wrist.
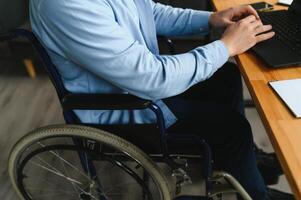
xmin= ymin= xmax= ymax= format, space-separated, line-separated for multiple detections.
xmin=190 ymin=11 xmax=213 ymax=34
xmin=220 ymin=38 xmax=234 ymax=57
xmin=209 ymin=12 xmax=216 ymax=28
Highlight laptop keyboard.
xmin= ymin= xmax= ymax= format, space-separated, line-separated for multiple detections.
xmin=259 ymin=11 xmax=301 ymax=54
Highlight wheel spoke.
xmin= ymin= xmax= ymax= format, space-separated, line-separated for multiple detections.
xmin=29 ymin=161 xmax=83 ymax=185
xmin=35 ymin=156 xmax=62 ymax=174
xmin=13 ymin=133 xmax=164 ymax=200
xmin=55 ymin=150 xmax=81 ymax=199
xmin=37 ymin=142 xmax=93 ymax=182
xmin=73 ymin=184 xmax=99 ymax=200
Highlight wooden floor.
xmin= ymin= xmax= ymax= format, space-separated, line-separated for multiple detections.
xmin=0 ymin=59 xmax=64 ymax=200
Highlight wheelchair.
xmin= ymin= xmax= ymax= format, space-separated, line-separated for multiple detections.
xmin=3 ymin=1 xmax=252 ymax=199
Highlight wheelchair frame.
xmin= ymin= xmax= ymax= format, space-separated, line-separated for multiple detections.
xmin=3 ymin=29 xmax=252 ymax=200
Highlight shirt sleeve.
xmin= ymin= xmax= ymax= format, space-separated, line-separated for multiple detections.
xmin=151 ymin=1 xmax=213 ymax=36
xmin=37 ymin=0 xmax=229 ymax=101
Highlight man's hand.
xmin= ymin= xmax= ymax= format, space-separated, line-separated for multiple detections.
xmin=221 ymin=15 xmax=275 ymax=56
xmin=209 ymin=5 xmax=259 ymax=28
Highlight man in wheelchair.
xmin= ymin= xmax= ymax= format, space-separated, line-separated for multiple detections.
xmin=27 ymin=0 xmax=292 ymax=199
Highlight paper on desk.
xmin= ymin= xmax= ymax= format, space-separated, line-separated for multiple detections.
xmin=278 ymin=0 xmax=293 ymax=5
xmin=269 ymin=78 xmax=301 ymax=118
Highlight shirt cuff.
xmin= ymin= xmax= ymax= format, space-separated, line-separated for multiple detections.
xmin=211 ymin=40 xmax=230 ymax=68
xmin=190 ymin=11 xmax=213 ymax=34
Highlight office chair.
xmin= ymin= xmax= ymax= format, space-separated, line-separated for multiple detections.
xmin=3 ymin=0 xmax=252 ymax=199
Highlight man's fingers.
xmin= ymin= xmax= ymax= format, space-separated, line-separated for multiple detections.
xmin=255 ymin=25 xmax=273 ymax=35
xmin=233 ymin=5 xmax=260 ymax=20
xmin=240 ymin=15 xmax=257 ymax=24
xmin=245 ymin=5 xmax=260 ymax=19
xmin=224 ymin=19 xmax=235 ymax=25
xmin=256 ymin=31 xmax=275 ymax=43
xmin=250 ymin=20 xmax=263 ymax=29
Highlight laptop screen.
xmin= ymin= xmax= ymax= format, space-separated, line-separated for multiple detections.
xmin=290 ymin=0 xmax=301 ymax=16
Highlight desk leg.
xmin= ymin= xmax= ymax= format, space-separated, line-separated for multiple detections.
xmin=23 ymin=59 xmax=36 ymax=79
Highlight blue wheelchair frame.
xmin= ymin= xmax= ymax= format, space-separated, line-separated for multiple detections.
xmin=2 ymin=28 xmax=214 ymax=199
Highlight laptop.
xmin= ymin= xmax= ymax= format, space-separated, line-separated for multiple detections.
xmin=269 ymin=78 xmax=301 ymax=118
xmin=252 ymin=0 xmax=301 ymax=67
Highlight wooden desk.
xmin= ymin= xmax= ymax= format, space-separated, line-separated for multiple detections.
xmin=210 ymin=0 xmax=301 ymax=198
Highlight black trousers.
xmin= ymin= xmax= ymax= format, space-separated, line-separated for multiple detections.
xmin=164 ymin=62 xmax=267 ymax=199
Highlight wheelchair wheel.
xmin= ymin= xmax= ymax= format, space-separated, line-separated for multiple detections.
xmin=8 ymin=125 xmax=172 ymax=200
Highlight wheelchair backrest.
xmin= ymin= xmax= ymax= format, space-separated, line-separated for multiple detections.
xmin=0 ymin=0 xmax=68 ymax=97
xmin=0 ymin=0 xmax=78 ymax=122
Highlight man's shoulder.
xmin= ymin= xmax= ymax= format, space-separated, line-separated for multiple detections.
xmin=30 ymin=0 xmax=117 ymax=28
xmin=31 ymin=0 xmax=113 ymax=17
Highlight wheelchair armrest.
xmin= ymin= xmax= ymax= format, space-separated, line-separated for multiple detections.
xmin=61 ymin=93 xmax=152 ymax=110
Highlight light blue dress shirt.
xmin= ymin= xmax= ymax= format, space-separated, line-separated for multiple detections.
xmin=29 ymin=0 xmax=229 ymax=128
